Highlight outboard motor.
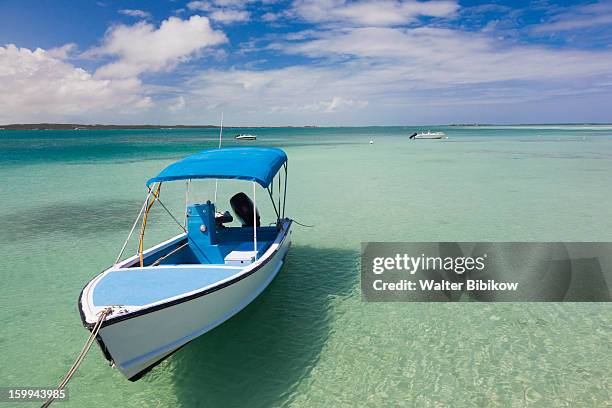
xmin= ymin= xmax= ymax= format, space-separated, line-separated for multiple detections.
xmin=230 ymin=192 xmax=260 ymax=227
xmin=409 ymin=132 xmax=417 ymax=139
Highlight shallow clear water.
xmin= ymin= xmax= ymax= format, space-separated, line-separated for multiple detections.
xmin=1 ymin=126 xmax=611 ymax=407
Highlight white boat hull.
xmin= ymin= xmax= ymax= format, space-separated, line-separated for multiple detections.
xmin=414 ymin=135 xmax=443 ymax=139
xmin=80 ymin=221 xmax=292 ymax=380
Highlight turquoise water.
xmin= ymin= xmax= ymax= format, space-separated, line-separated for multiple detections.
xmin=1 ymin=126 xmax=611 ymax=407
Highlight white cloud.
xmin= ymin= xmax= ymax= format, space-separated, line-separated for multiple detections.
xmin=188 ymin=0 xmax=254 ymax=9
xmin=324 ymin=96 xmax=368 ymax=112
xmin=187 ymin=0 xmax=251 ymax=23
xmin=292 ymin=0 xmax=459 ymax=26
xmin=187 ymin=1 xmax=213 ymax=12
xmin=532 ymin=2 xmax=612 ymax=33
xmin=262 ymin=12 xmax=279 ymax=22
xmin=214 ymin=0 xmax=252 ymax=6
xmin=0 ymin=44 xmax=151 ymax=123
xmin=261 ymin=9 xmax=294 ymax=23
xmin=118 ymin=9 xmax=152 ymax=19
xmin=92 ymin=16 xmax=227 ymax=78
xmin=272 ymin=27 xmax=612 ymax=83
xmin=170 ymin=23 xmax=612 ymax=125
xmin=134 ymin=96 xmax=155 ymax=109
xmin=47 ymin=43 xmax=77 ymax=59
xmin=269 ymin=97 xmax=368 ymax=114
xmin=0 ymin=16 xmax=229 ymax=123
xmin=182 ymin=66 xmax=373 ymax=119
xmin=169 ymin=95 xmax=186 ymax=111
xmin=535 ymin=14 xmax=612 ymax=33
xmin=210 ymin=9 xmax=250 ymax=23
xmin=3 ymin=2 xmax=612 ymax=125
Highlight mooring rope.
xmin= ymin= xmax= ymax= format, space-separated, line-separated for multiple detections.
xmin=292 ymin=219 xmax=315 ymax=228
xmin=114 ymin=190 xmax=153 ymax=265
xmin=41 ymin=307 xmax=113 ymax=408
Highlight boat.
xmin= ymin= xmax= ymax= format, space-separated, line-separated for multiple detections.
xmin=78 ymin=147 xmax=292 ymax=381
xmin=235 ymin=134 xmax=256 ymax=140
xmin=409 ymin=131 xmax=446 ymax=139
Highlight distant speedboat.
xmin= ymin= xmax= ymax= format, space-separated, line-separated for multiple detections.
xmin=235 ymin=134 xmax=256 ymax=140
xmin=79 ymin=147 xmax=292 ymax=381
xmin=409 ymin=131 xmax=446 ymax=140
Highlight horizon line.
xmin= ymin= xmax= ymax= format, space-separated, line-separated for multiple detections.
xmin=2 ymin=122 xmax=612 ymax=130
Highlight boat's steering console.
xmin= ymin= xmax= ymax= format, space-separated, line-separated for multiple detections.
xmin=187 ymin=202 xmax=218 ymax=246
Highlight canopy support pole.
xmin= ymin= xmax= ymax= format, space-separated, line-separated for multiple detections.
xmin=253 ymin=182 xmax=257 ymax=260
xmin=138 ymin=183 xmax=161 ymax=267
xmin=213 ymin=112 xmax=224 ymax=203
xmin=184 ymin=179 xmax=191 ymax=227
xmin=282 ymin=163 xmax=288 ymax=219
xmin=267 ymin=186 xmax=280 ymax=221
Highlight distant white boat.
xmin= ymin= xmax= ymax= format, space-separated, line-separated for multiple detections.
xmin=235 ymin=134 xmax=256 ymax=140
xmin=409 ymin=131 xmax=446 ymax=140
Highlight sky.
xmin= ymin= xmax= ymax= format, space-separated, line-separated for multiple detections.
xmin=1 ymin=0 xmax=611 ymax=126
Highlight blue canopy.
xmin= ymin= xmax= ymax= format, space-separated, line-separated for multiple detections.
xmin=146 ymin=147 xmax=287 ymax=188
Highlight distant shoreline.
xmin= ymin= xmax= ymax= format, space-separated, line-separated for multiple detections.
xmin=0 ymin=123 xmax=319 ymax=131
xmin=0 ymin=123 xmax=611 ymax=131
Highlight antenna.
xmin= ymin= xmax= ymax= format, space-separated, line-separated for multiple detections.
xmin=214 ymin=112 xmax=223 ymax=203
